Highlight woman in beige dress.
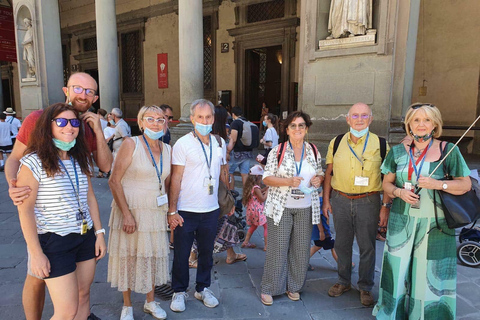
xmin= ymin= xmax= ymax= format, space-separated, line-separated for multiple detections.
xmin=108 ymin=106 xmax=170 ymax=320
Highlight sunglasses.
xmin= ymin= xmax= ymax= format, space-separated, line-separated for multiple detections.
xmin=411 ymin=103 xmax=435 ymax=110
xmin=349 ymin=114 xmax=371 ymax=119
xmin=52 ymin=118 xmax=81 ymax=128
xmin=168 ymin=116 xmax=174 ymax=120
xmin=144 ymin=117 xmax=166 ymax=125
xmin=288 ymin=123 xmax=307 ymax=130
xmin=70 ymin=85 xmax=97 ymax=97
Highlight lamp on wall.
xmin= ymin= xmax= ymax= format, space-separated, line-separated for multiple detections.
xmin=276 ymin=50 xmax=282 ymax=65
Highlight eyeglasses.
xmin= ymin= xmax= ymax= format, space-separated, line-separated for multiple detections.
xmin=70 ymin=85 xmax=97 ymax=97
xmin=288 ymin=123 xmax=307 ymax=130
xmin=411 ymin=103 xmax=435 ymax=109
xmin=52 ymin=118 xmax=81 ymax=128
xmin=143 ymin=117 xmax=166 ymax=125
xmin=349 ymin=114 xmax=371 ymax=119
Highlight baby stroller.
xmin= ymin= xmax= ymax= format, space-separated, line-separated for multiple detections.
xmin=228 ymin=190 xmax=247 ymax=242
xmin=457 ymin=225 xmax=480 ymax=267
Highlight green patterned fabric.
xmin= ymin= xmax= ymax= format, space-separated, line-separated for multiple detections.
xmin=373 ymin=142 xmax=470 ymax=319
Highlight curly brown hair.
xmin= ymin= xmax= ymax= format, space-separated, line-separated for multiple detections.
xmin=26 ymin=103 xmax=93 ymax=177
xmin=242 ymin=174 xmax=261 ymax=207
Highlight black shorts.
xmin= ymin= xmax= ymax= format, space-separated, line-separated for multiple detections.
xmin=313 ymin=236 xmax=335 ymax=250
xmin=0 ymin=144 xmax=12 ymax=152
xmin=38 ymin=228 xmax=96 ymax=279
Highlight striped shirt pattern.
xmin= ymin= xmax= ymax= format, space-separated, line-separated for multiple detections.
xmin=20 ymin=153 xmax=93 ymax=236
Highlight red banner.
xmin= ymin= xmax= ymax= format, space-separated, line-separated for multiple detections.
xmin=157 ymin=53 xmax=168 ymax=89
xmin=0 ymin=6 xmax=16 ymax=62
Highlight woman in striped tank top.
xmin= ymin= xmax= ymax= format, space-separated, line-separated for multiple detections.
xmin=16 ymin=103 xmax=106 ymax=320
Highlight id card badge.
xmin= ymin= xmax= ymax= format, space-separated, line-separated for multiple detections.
xmin=404 ymin=182 xmax=413 ymax=191
xmin=291 ymin=188 xmax=305 ymax=199
xmin=81 ymin=219 xmax=88 ymax=235
xmin=204 ymin=177 xmax=217 ymax=195
xmin=157 ymin=194 xmax=168 ymax=207
xmin=354 ymin=176 xmax=369 ymax=186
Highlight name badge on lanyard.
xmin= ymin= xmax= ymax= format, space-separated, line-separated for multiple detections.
xmin=197 ymin=133 xmax=215 ymax=195
xmin=407 ymin=140 xmax=432 ymax=209
xmin=350 ymin=132 xmax=370 ymax=187
xmin=143 ymin=135 xmax=165 ymax=206
xmin=289 ymin=142 xmax=306 ymax=199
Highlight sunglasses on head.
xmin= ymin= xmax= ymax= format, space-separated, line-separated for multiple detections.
xmin=52 ymin=118 xmax=81 ymax=128
xmin=411 ymin=103 xmax=435 ymax=110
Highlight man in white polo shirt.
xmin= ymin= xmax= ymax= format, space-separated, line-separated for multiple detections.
xmin=168 ymin=99 xmax=229 ymax=313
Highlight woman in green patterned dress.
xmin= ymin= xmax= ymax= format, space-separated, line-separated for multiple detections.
xmin=373 ymin=103 xmax=471 ymax=319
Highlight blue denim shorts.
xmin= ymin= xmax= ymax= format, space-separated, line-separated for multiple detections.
xmin=228 ymin=152 xmax=252 ymax=174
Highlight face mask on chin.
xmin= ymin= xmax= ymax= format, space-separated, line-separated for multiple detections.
xmin=144 ymin=127 xmax=164 ymax=140
xmin=53 ymin=138 xmax=76 ymax=151
xmin=410 ymin=130 xmax=434 ymax=143
xmin=350 ymin=127 xmax=369 ymax=138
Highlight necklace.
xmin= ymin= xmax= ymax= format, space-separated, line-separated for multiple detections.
xmin=413 ymin=147 xmax=425 ymax=158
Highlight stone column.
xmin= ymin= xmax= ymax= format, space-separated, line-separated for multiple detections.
xmin=0 ymin=67 xmax=4 ymax=112
xmin=401 ymin=0 xmax=421 ymax=116
xmin=95 ymin=0 xmax=120 ymax=112
xmin=170 ymin=0 xmax=203 ymax=144
xmin=178 ymin=0 xmax=203 ymax=121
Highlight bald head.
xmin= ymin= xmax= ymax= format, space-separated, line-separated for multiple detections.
xmin=67 ymin=72 xmax=98 ymax=91
xmin=346 ymin=102 xmax=372 ymax=132
xmin=348 ymin=103 xmax=371 ymax=117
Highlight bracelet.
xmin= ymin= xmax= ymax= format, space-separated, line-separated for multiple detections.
xmin=95 ymin=228 xmax=106 ymax=235
xmin=167 ymin=211 xmax=178 ymax=216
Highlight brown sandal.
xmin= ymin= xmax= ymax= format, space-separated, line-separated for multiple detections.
xmin=226 ymin=253 xmax=247 ymax=264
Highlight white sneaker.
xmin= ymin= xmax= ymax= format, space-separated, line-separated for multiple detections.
xmin=194 ymin=288 xmax=219 ymax=308
xmin=170 ymin=292 xmax=187 ymax=312
xmin=120 ymin=306 xmax=134 ymax=320
xmin=144 ymin=300 xmax=167 ymax=320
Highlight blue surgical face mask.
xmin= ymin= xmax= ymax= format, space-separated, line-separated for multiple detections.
xmin=109 ymin=120 xmax=115 ymax=125
xmin=144 ymin=127 xmax=164 ymax=140
xmin=53 ymin=138 xmax=76 ymax=151
xmin=195 ymin=122 xmax=212 ymax=136
xmin=350 ymin=127 xmax=369 ymax=138
xmin=262 ymin=121 xmax=267 ymax=127
xmin=299 ymin=185 xmax=316 ymax=195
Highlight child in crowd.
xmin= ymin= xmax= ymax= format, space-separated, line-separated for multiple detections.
xmin=241 ymin=165 xmax=268 ymax=251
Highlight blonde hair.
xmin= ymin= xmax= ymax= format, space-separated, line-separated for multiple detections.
xmin=137 ymin=105 xmax=164 ymax=131
xmin=404 ymin=103 xmax=443 ymax=138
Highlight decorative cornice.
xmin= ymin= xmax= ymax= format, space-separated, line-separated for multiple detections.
xmin=227 ymin=17 xmax=299 ymax=37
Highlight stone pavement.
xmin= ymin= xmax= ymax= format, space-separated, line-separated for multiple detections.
xmin=1 ymin=162 xmax=480 ymax=319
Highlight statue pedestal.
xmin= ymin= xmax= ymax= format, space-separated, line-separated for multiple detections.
xmin=319 ymin=30 xmax=376 ymax=50
xmin=21 ymin=77 xmax=36 ymax=82
xmin=170 ymin=122 xmax=194 ymax=145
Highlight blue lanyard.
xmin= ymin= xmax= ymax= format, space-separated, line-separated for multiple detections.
xmin=196 ymin=133 xmax=213 ymax=179
xmin=142 ymin=135 xmax=163 ymax=189
xmin=7 ymin=117 xmax=13 ymax=124
xmin=289 ymin=141 xmax=305 ymax=176
xmin=408 ymin=139 xmax=433 ymax=184
xmin=58 ymin=156 xmax=83 ymax=217
xmin=348 ymin=131 xmax=369 ymax=168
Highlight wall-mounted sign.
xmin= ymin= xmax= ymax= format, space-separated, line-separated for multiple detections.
xmin=221 ymin=43 xmax=229 ymax=53
xmin=157 ymin=53 xmax=168 ymax=89
xmin=0 ymin=5 xmax=16 ymax=62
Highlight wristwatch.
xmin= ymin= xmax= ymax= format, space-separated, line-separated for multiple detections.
xmin=95 ymin=228 xmax=106 ymax=235
xmin=442 ymin=183 xmax=448 ymax=190
xmin=381 ymin=202 xmax=392 ymax=209
xmin=168 ymin=211 xmax=178 ymax=216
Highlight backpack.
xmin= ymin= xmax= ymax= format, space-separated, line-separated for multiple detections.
xmin=331 ymin=133 xmax=387 ymax=176
xmin=276 ymin=142 xmax=319 ymax=168
xmin=238 ymin=118 xmax=259 ymax=149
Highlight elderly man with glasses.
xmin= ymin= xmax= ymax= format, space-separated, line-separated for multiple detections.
xmin=323 ymin=102 xmax=391 ymax=307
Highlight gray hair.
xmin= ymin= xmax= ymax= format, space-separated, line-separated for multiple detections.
xmin=190 ymin=99 xmax=215 ymax=117
xmin=111 ymin=107 xmax=123 ymax=118
xmin=137 ymin=105 xmax=164 ymax=131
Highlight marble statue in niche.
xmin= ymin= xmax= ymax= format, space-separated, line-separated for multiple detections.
xmin=326 ymin=0 xmax=373 ymax=39
xmin=22 ymin=18 xmax=36 ymax=78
